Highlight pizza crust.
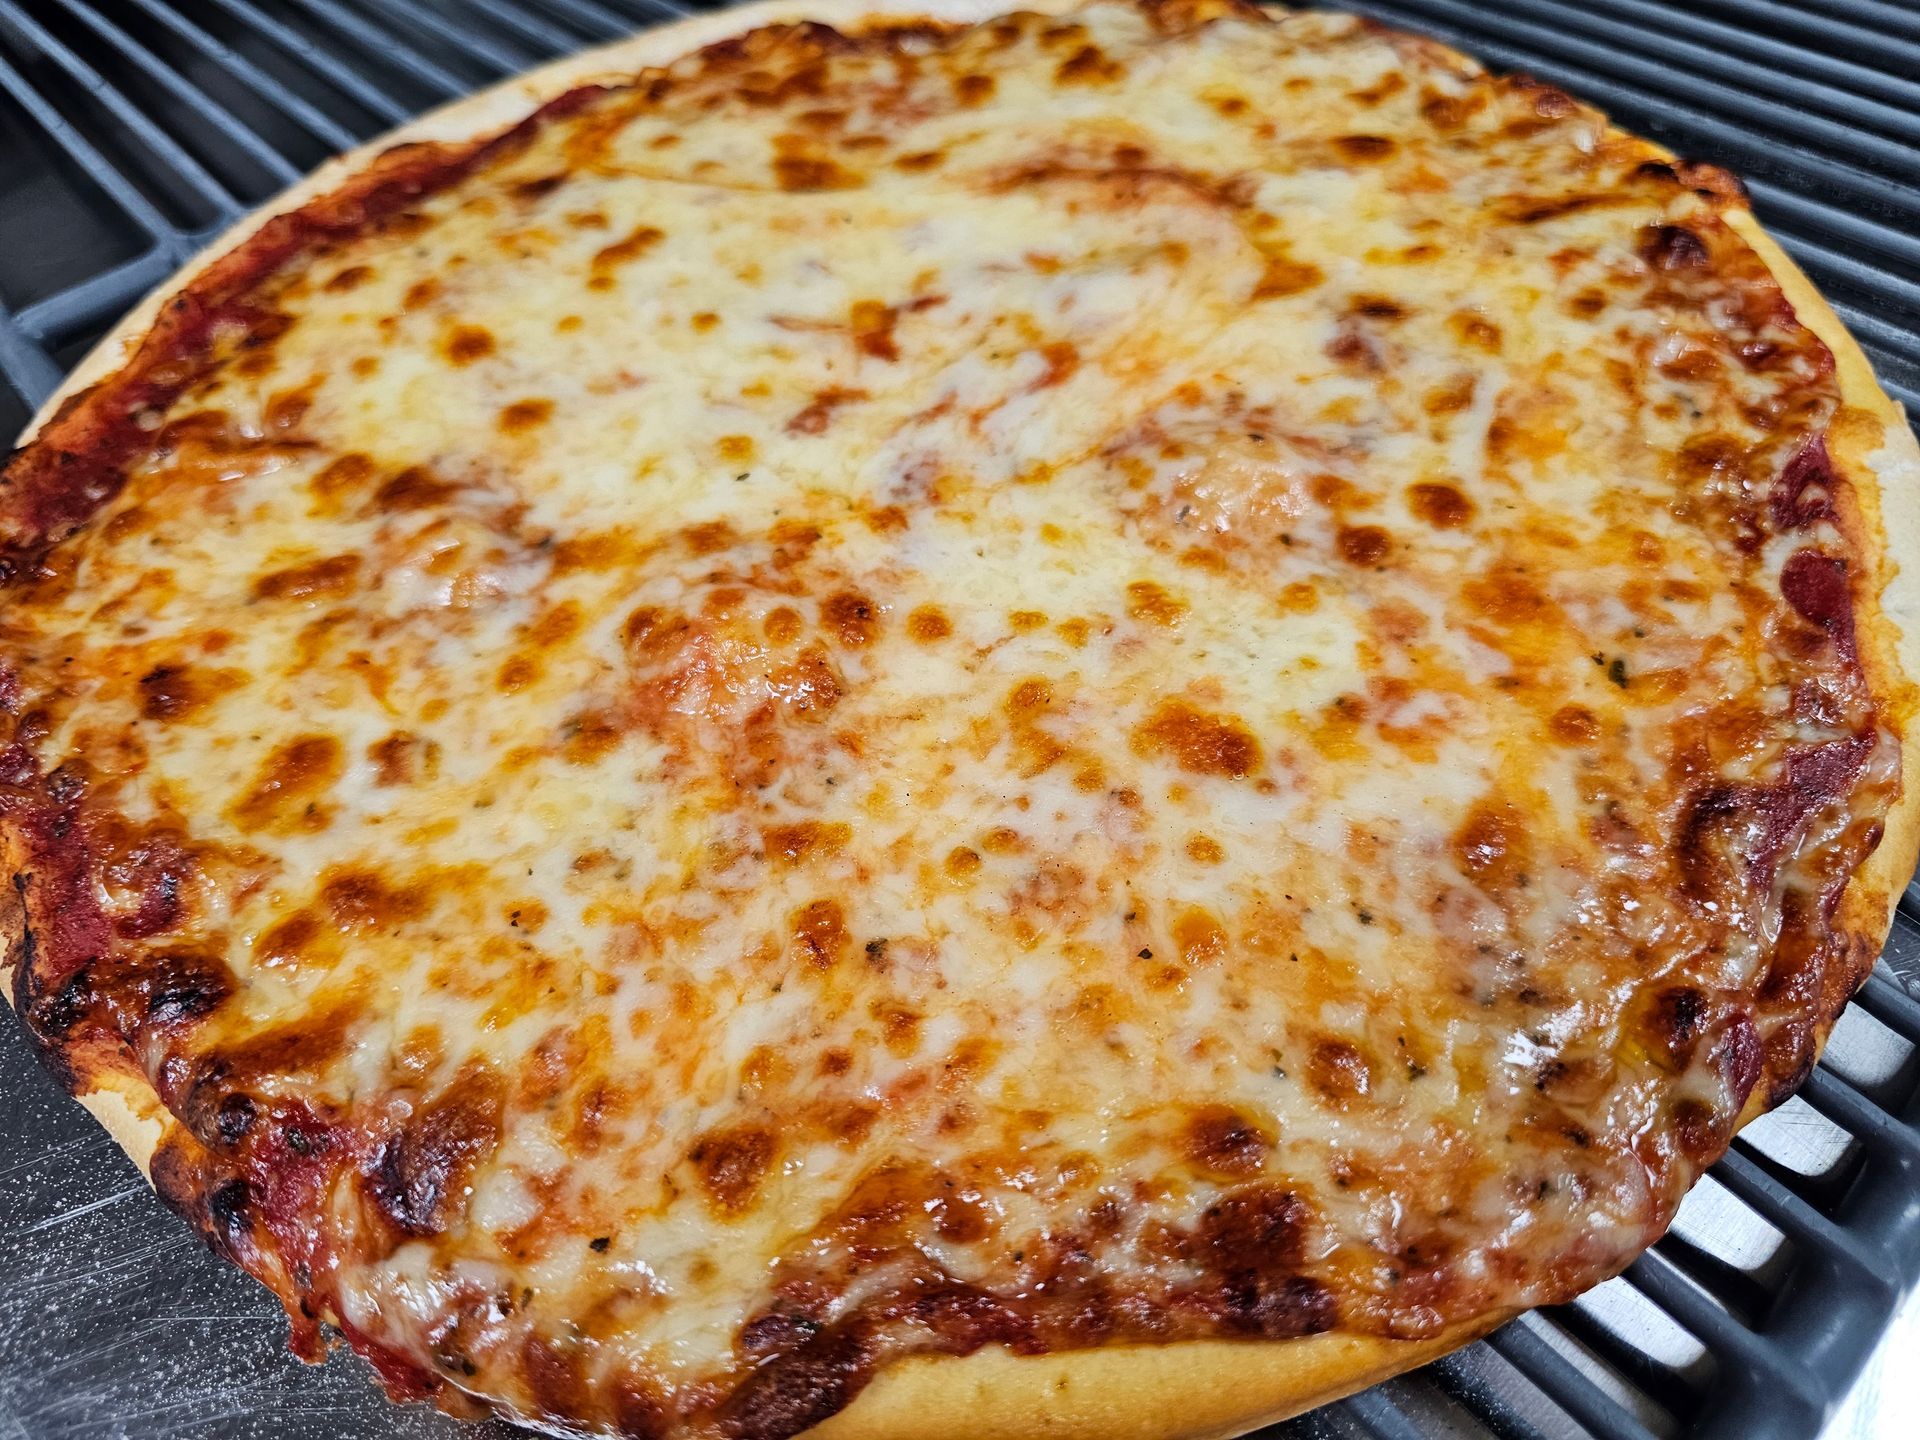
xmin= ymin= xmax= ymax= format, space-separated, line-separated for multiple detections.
xmin=1724 ymin=212 xmax=1920 ymax=927
xmin=4 ymin=4 xmax=1916 ymax=1439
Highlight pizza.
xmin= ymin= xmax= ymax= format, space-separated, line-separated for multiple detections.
xmin=3 ymin=0 xmax=1917 ymax=1435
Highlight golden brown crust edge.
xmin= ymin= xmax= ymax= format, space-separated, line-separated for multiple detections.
xmin=2 ymin=5 xmax=1916 ymax=1440
xmin=1723 ymin=212 xmax=1920 ymax=987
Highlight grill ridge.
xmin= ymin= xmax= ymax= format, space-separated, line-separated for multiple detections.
xmin=0 ymin=3 xmax=1916 ymax=1439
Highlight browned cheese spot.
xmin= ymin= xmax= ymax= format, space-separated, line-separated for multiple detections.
xmin=320 ymin=867 xmax=428 ymax=934
xmin=763 ymin=821 xmax=852 ymax=867
xmin=1184 ymin=1103 xmax=1275 ymax=1178
xmin=230 ymin=735 xmax=343 ymax=833
xmin=793 ymin=899 xmax=849 ymax=969
xmin=370 ymin=731 xmax=431 ymax=785
xmin=1278 ymin=582 xmax=1319 ymax=614
xmin=787 ymin=386 xmax=867 ymax=435
xmin=1033 ymin=341 xmax=1079 ymax=388
xmin=762 ymin=606 xmax=803 ymax=645
xmin=324 ymin=265 xmax=373 ymax=293
xmin=907 ymin=605 xmax=952 ymax=643
xmin=139 ymin=663 xmax=224 ymax=722
xmin=592 ymin=225 xmax=665 ymax=277
xmin=1306 ymin=1039 xmax=1373 ymax=1108
xmin=1126 ymin=580 xmax=1187 ymax=628
xmin=1055 ymin=43 xmax=1124 ymax=84
xmin=1336 ymin=524 xmax=1392 ymax=567
xmin=1450 ymin=310 xmax=1503 ymax=353
xmin=443 ymin=325 xmax=496 ymax=366
xmin=372 ymin=466 xmax=458 ymax=514
xmin=311 ymin=453 xmax=373 ymax=509
xmin=1134 ymin=699 xmax=1261 ymax=778
xmin=773 ymin=153 xmax=859 ymax=191
xmin=690 ymin=1125 xmax=777 ymax=1216
xmin=1173 ymin=906 xmax=1228 ymax=965
xmin=1422 ymin=374 xmax=1476 ymax=415
xmin=850 ymin=300 xmax=900 ymax=362
xmin=252 ymin=553 xmax=360 ymax=602
xmin=255 ymin=909 xmax=323 ymax=969
xmin=1639 ymin=223 xmax=1709 ymax=271
xmin=498 ymin=398 xmax=554 ymax=433
xmin=822 ymin=590 xmax=879 ymax=647
xmin=954 ymin=72 xmax=995 ymax=106
xmin=1566 ymin=288 xmax=1607 ymax=318
xmin=1253 ymin=254 xmax=1325 ymax=300
xmin=1453 ymin=799 xmax=1533 ymax=892
xmin=1548 ymin=705 xmax=1600 ymax=744
xmin=367 ymin=1073 xmax=503 ymax=1237
xmin=510 ymin=173 xmax=566 ymax=203
xmin=562 ymin=711 xmax=623 ymax=764
xmin=1407 ymin=482 xmax=1474 ymax=529
xmin=1333 ymin=134 xmax=1397 ymax=163
xmin=1464 ymin=563 xmax=1553 ymax=627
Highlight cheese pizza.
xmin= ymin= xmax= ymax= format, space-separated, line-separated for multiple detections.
xmin=4 ymin=1 xmax=1917 ymax=1436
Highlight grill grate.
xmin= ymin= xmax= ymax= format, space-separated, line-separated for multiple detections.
xmin=0 ymin=3 xmax=1917 ymax=1438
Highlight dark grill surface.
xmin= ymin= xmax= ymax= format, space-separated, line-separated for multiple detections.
xmin=1 ymin=3 xmax=1918 ymax=1439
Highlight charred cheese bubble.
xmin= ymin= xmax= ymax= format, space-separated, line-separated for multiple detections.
xmin=0 ymin=1 xmax=1896 ymax=1435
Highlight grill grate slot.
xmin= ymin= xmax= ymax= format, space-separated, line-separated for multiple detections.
xmin=0 ymin=4 xmax=1916 ymax=1439
xmin=1484 ymin=1321 xmax=1663 ymax=1440
xmin=117 ymin=0 xmax=363 ymax=154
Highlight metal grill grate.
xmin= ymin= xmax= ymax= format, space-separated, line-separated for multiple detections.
xmin=0 ymin=3 xmax=1917 ymax=1438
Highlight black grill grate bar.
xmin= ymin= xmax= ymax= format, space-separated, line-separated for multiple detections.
xmin=53 ymin=0 xmax=306 ymax=189
xmin=1743 ymin=180 xmax=1920 ymax=294
xmin=121 ymin=0 xmax=361 ymax=153
xmin=0 ymin=2 xmax=243 ymax=222
xmin=610 ymin=0 xmax=703 ymax=25
xmin=1623 ymin=1251 xmax=1829 ymax=1420
xmin=201 ymin=0 xmax=411 ymax=127
xmin=0 ymin=305 xmax=62 ymax=411
xmin=1435 ymin=0 xmax=1920 ymax=140
xmin=0 ymin=45 xmax=186 ymax=254
xmin=1710 ymin=1147 xmax=1899 ymax=1299
xmin=290 ymin=0 xmax=533 ymax=84
xmin=1794 ymin=0 xmax=1920 ymax=44
xmin=450 ymin=0 xmax=605 ymax=52
xmin=1430 ymin=1351 xmax=1558 ymax=1440
xmin=271 ymin=0 xmax=468 ymax=102
xmin=1336 ymin=1385 xmax=1431 ymax=1440
xmin=1487 ymin=0 xmax=1920 ymax=114
xmin=543 ymin=0 xmax=690 ymax=39
xmin=1350 ymin=0 xmax=1920 ymax=217
xmin=1856 ymin=968 xmax=1920 ymax=1042
xmin=13 ymin=247 xmax=173 ymax=353
xmin=1668 ymin=0 xmax=1920 ymax=68
xmin=1799 ymin=1068 xmax=1920 ymax=1166
xmin=1483 ymin=1322 xmax=1661 ymax=1440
